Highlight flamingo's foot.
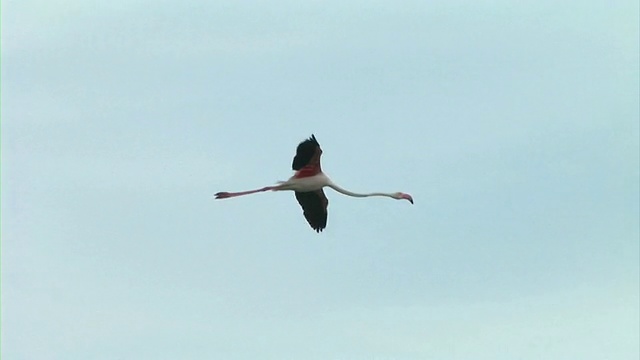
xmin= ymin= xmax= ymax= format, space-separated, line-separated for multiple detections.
xmin=214 ymin=192 xmax=232 ymax=199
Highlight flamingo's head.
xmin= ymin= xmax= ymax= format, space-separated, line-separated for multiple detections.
xmin=394 ymin=192 xmax=414 ymax=204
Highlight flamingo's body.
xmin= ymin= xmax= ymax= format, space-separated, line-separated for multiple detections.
xmin=215 ymin=135 xmax=413 ymax=232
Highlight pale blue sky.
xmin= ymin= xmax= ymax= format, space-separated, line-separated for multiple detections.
xmin=2 ymin=0 xmax=639 ymax=359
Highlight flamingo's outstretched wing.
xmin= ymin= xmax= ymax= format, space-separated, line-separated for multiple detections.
xmin=292 ymin=135 xmax=322 ymax=176
xmin=295 ymin=189 xmax=328 ymax=232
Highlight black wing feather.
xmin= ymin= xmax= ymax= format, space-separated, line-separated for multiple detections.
xmin=292 ymin=134 xmax=321 ymax=170
xmin=295 ymin=190 xmax=328 ymax=232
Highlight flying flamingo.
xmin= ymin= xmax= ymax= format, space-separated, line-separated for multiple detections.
xmin=215 ymin=135 xmax=413 ymax=232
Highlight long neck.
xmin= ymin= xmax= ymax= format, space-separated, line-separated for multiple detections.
xmin=327 ymin=182 xmax=395 ymax=199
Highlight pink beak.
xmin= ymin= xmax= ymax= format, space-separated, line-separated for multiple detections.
xmin=402 ymin=193 xmax=414 ymax=204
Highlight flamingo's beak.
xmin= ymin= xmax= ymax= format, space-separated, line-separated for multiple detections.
xmin=402 ymin=193 xmax=414 ymax=204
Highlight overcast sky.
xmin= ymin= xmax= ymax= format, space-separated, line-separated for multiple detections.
xmin=2 ymin=0 xmax=639 ymax=359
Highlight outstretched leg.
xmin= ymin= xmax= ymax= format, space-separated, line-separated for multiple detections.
xmin=215 ymin=186 xmax=277 ymax=199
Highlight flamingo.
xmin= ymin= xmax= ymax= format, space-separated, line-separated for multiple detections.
xmin=215 ymin=135 xmax=413 ymax=232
